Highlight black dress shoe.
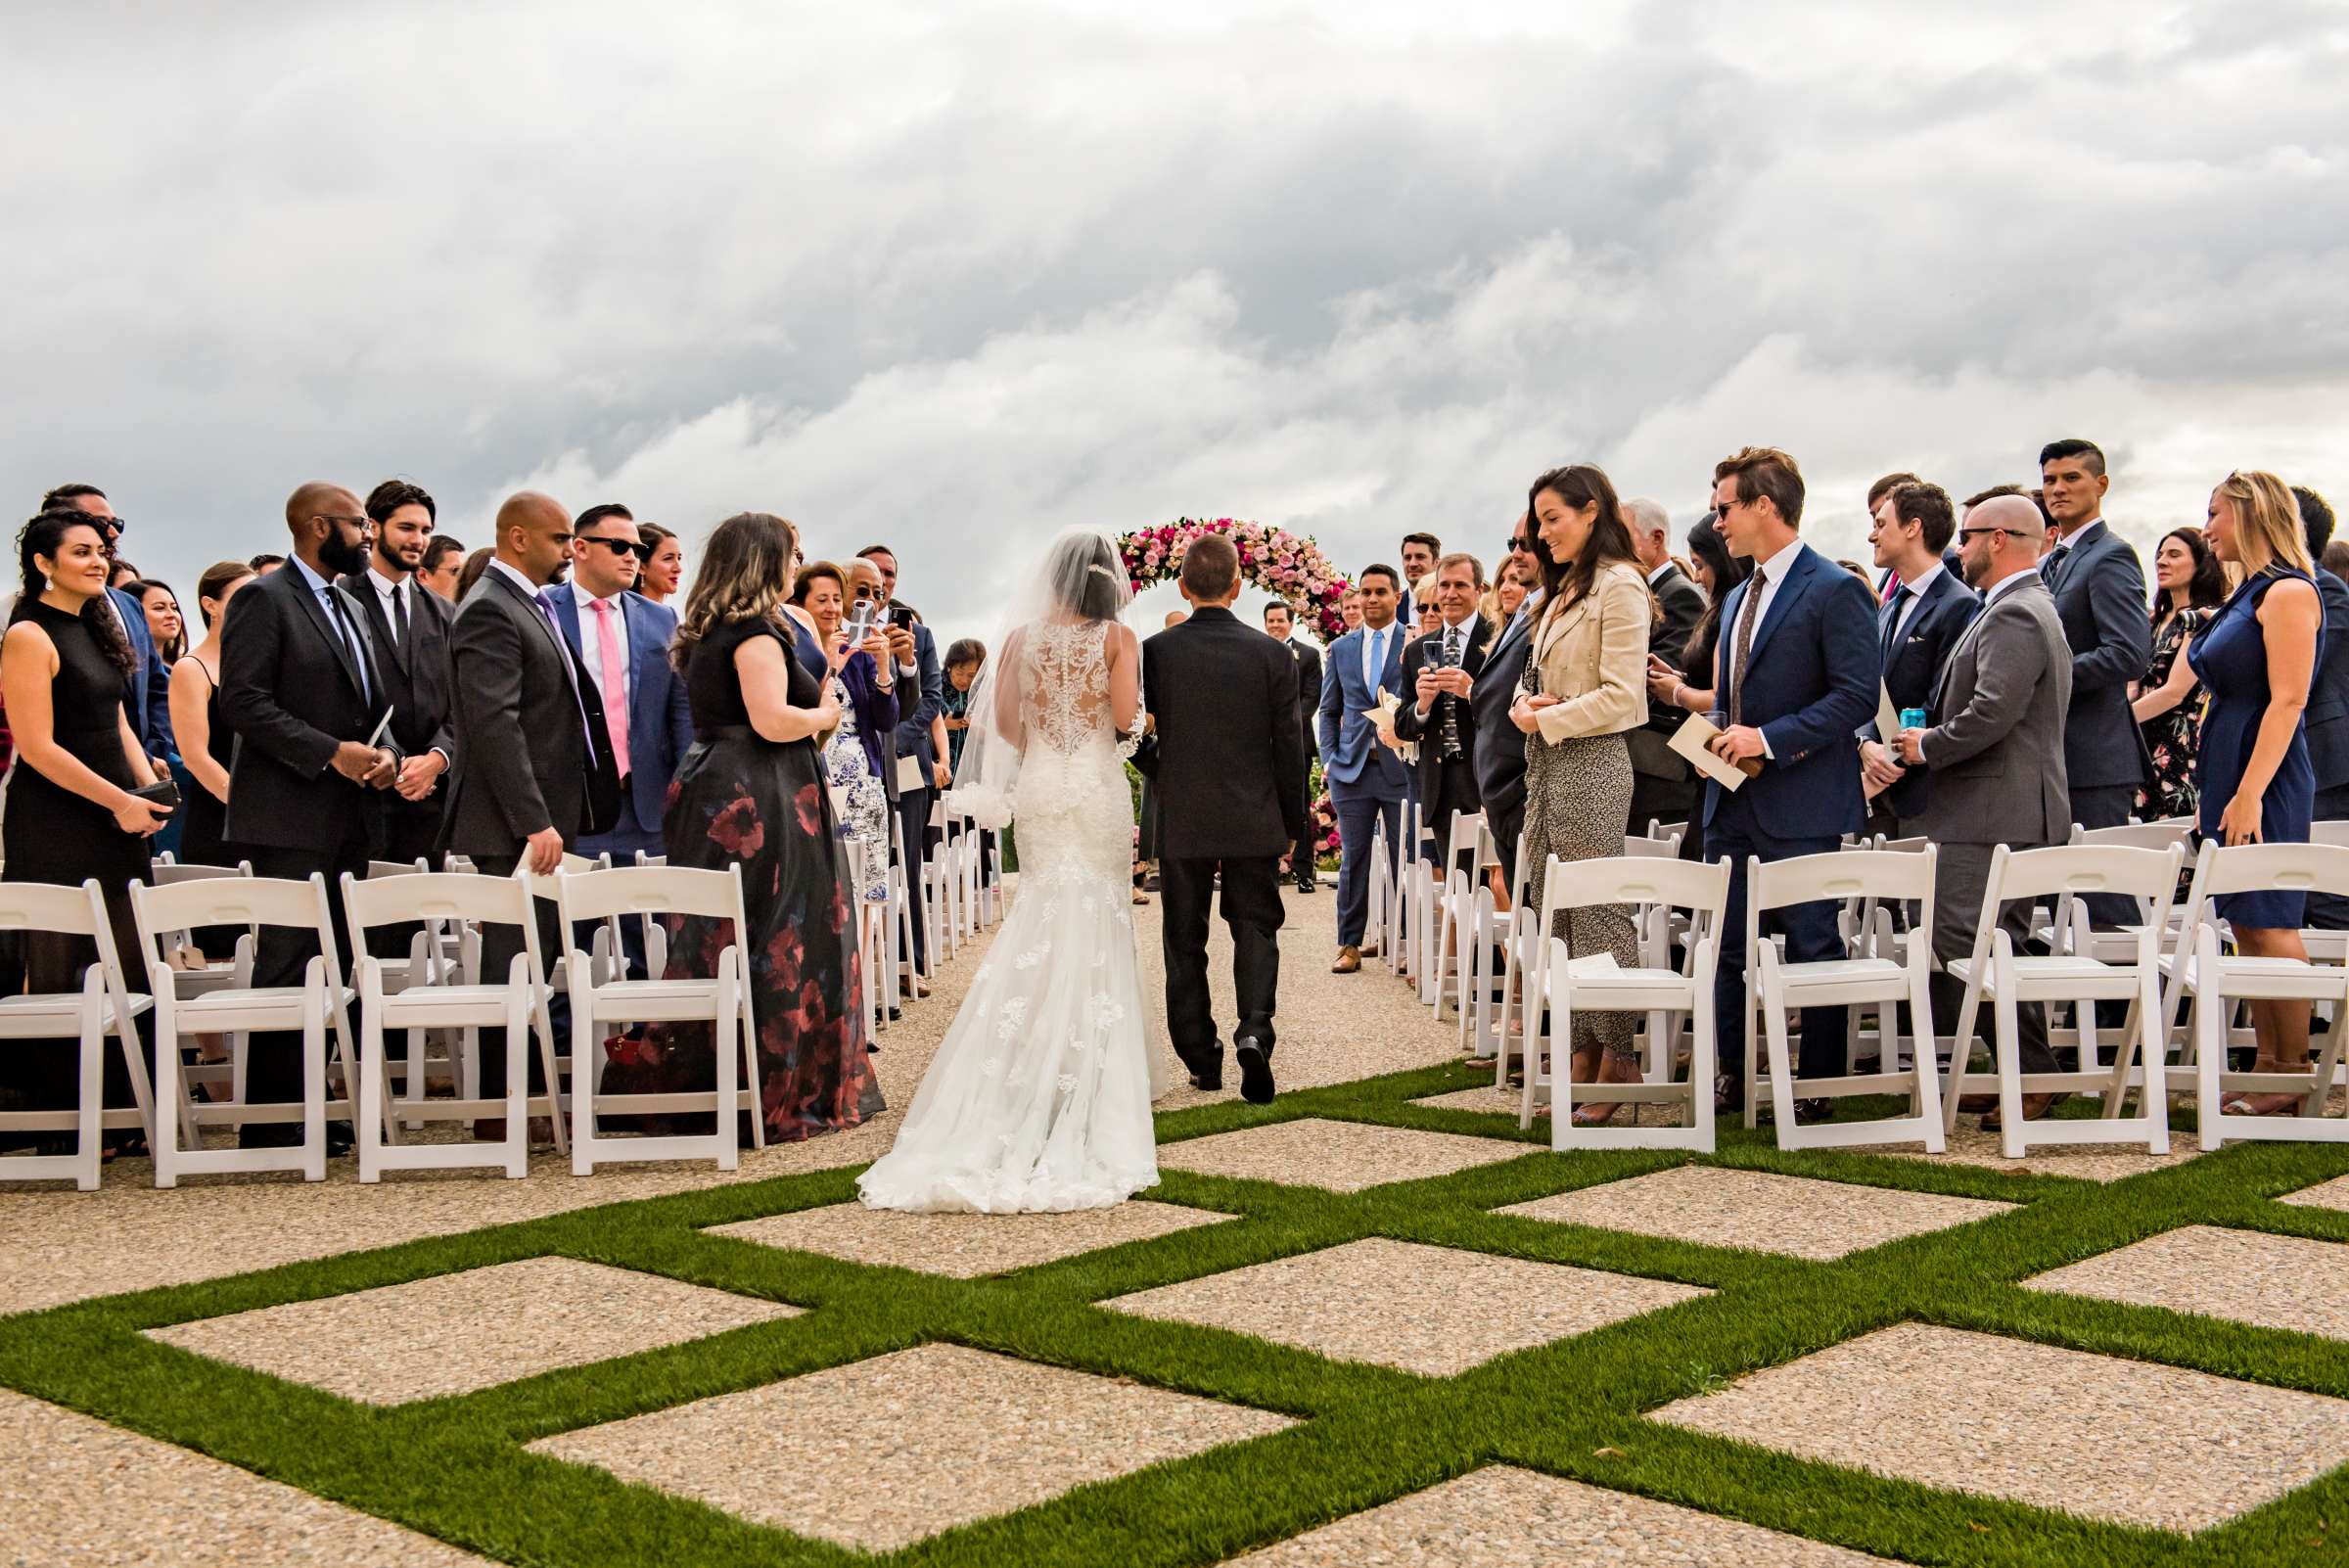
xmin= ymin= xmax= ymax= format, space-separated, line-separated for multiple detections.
xmin=1791 ymin=1097 xmax=1831 ymax=1126
xmin=1713 ymin=1074 xmax=1745 ymax=1115
xmin=1296 ymin=873 xmax=1317 ymax=894
xmin=1178 ymin=1045 xmax=1222 ymax=1091
xmin=1235 ymin=1038 xmax=1275 ymax=1104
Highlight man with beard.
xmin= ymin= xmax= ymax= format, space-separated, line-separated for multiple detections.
xmin=341 ymin=480 xmax=457 ymax=868
xmin=220 ymin=481 xmax=399 ymax=1149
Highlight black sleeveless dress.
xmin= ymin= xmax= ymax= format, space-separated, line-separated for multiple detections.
xmin=176 ymin=656 xmax=241 ymax=869
xmin=600 ymin=616 xmax=882 ymax=1141
xmin=0 ymin=598 xmax=155 ymax=1129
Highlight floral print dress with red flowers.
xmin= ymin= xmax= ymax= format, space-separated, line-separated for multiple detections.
xmin=2138 ymin=607 xmax=2211 ymax=820
xmin=605 ymin=615 xmax=883 ymax=1142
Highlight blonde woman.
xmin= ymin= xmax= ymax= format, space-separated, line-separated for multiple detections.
xmin=1480 ymin=557 xmax=1532 ymax=635
xmin=1506 ymin=463 xmax=1652 ymax=1123
xmin=2194 ymin=470 xmax=2322 ymax=1115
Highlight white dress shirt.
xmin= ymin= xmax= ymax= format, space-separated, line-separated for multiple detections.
xmin=1888 ymin=560 xmax=1945 ymax=643
xmin=571 ymin=581 xmax=631 ymax=713
xmin=363 ymin=566 xmax=409 ymax=653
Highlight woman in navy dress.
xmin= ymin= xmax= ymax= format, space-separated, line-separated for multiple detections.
xmin=2191 ymin=469 xmax=2324 ymax=1116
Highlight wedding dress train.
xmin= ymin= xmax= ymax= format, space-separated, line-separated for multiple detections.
xmin=857 ymin=618 xmax=1164 ymax=1213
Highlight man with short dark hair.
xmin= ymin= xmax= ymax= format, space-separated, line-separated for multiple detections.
xmin=1469 ymin=518 xmax=1543 ymax=886
xmin=1398 ymin=531 xmax=1440 ymax=623
xmin=1318 ymin=563 xmax=1410 ymax=972
xmin=1858 ymin=480 xmax=1978 ymax=830
xmin=37 ymin=484 xmax=174 ymax=757
xmin=2038 ymin=438 xmax=2151 ymax=929
xmin=221 ymin=482 xmax=402 ymax=1149
xmin=858 ymin=543 xmax=944 ymax=989
xmin=340 ymin=479 xmax=458 ymax=869
xmin=1261 ymin=600 xmax=1322 ymax=892
xmin=418 ymin=534 xmax=466 ymax=602
xmin=2298 ymin=485 xmax=2349 ymax=930
xmin=1701 ymin=446 xmax=1880 ymax=1121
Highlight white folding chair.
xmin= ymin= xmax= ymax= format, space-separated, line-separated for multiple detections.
xmin=0 ymin=880 xmax=157 ymax=1189
xmin=1750 ymin=849 xmax=1945 ymax=1150
xmin=559 ymin=863 xmax=763 ymax=1173
xmin=146 ymin=857 xmax=257 ymax=1112
xmin=2161 ymin=841 xmax=2349 ymax=1149
xmin=343 ymin=870 xmax=567 ymax=1179
xmin=1942 ymin=843 xmax=2182 ymax=1159
xmin=1366 ymin=811 xmax=1397 ymax=970
xmin=1526 ymin=853 xmax=1728 ymax=1150
xmin=1429 ymin=810 xmax=1486 ymax=1021
xmin=133 ymin=874 xmax=355 ymax=1185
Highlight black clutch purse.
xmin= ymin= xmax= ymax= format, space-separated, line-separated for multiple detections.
xmin=128 ymin=777 xmax=182 ymax=817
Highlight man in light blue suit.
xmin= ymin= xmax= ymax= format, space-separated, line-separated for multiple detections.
xmin=1699 ymin=447 xmax=1880 ymax=1122
xmin=1317 ymin=563 xmax=1412 ymax=973
xmin=547 ymin=504 xmax=694 ymax=873
xmin=42 ymin=484 xmax=174 ymax=756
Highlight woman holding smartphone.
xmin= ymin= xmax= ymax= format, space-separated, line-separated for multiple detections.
xmin=791 ymin=560 xmax=898 ymax=906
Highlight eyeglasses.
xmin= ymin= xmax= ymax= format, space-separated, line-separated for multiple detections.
xmin=1957 ymin=526 xmax=2021 ymax=540
xmin=315 ymin=513 xmax=370 ymax=530
xmin=579 ymin=535 xmax=651 ymax=562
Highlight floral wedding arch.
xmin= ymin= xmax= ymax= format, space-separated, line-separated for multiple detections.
xmin=1117 ymin=518 xmax=1352 ymax=640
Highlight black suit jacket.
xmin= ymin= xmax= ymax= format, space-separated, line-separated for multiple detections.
xmin=2307 ymin=568 xmax=2349 ymax=793
xmin=1628 ymin=564 xmax=1708 ymax=781
xmin=219 ymin=559 xmax=394 ymax=853
xmin=1468 ymin=607 xmax=1536 ymax=825
xmin=338 ymin=573 xmax=458 ymax=829
xmin=441 ymin=567 xmax=615 ymax=858
xmin=2047 ymin=522 xmax=2153 ymax=792
xmin=1873 ymin=568 xmax=1979 ymax=818
xmin=1280 ymin=637 xmax=1322 ymax=761
xmin=1136 ymin=606 xmax=1306 ymax=858
xmin=1392 ymin=616 xmax=1492 ymax=797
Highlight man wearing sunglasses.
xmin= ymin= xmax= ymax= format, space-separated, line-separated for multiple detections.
xmin=547 ymin=503 xmax=693 ymax=882
xmin=37 ymin=484 xmax=175 ymax=761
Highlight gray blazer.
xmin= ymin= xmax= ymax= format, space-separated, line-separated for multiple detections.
xmin=1913 ymin=573 xmax=2072 ymax=846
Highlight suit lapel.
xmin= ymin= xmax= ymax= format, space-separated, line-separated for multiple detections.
xmin=1743 ymin=545 xmax=1819 ymax=670
xmin=288 ymin=567 xmax=369 ymax=704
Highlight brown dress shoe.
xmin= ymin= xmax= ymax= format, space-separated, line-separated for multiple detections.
xmin=1331 ymin=945 xmax=1361 ymax=974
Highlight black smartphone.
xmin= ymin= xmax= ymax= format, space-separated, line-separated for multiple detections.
xmin=888 ymin=605 xmax=915 ymax=630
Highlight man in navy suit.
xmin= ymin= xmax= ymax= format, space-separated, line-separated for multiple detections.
xmin=40 ymin=484 xmax=174 ymax=757
xmin=1857 ymin=480 xmax=1979 ymax=830
xmin=861 ymin=544 xmax=944 ymax=984
xmin=2038 ymin=439 xmax=2150 ymax=870
xmin=1701 ymin=447 xmax=1881 ymax=1120
xmin=1318 ymin=563 xmax=1411 ymax=973
xmin=547 ymin=504 xmax=694 ymax=869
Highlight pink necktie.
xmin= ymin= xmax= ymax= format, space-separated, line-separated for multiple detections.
xmin=589 ymin=597 xmax=630 ymax=780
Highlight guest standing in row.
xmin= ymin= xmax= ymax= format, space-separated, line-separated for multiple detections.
xmin=167 ymin=560 xmax=257 ymax=883
xmin=1467 ymin=519 xmax=1544 ymax=893
xmin=135 ymin=583 xmax=185 ymax=665
xmin=858 ymin=544 xmax=943 ymax=987
xmin=1395 ymin=552 xmax=1490 ymax=865
xmin=218 ymin=484 xmax=400 ymax=1149
xmin=940 ymin=638 xmax=986 ymax=775
xmin=551 ymin=503 xmax=692 ymax=872
xmin=1644 ymin=511 xmax=1753 ymax=864
xmin=1701 ymin=447 xmax=1879 ymax=1121
xmin=417 ymin=534 xmax=467 ymax=603
xmin=1320 ymin=564 xmax=1410 ymax=973
xmin=2131 ymin=527 xmax=2225 ymax=819
xmin=1508 ymin=466 xmax=1652 ymax=1119
xmin=791 ymin=560 xmax=897 ymax=905
xmin=341 ymin=480 xmax=458 ymax=868
xmin=0 ymin=511 xmax=173 ymax=1149
xmin=443 ymin=491 xmax=616 ymax=1141
xmin=642 ymin=512 xmax=881 ymax=1139
xmin=1859 ymin=481 xmax=1977 ymax=833
xmin=2194 ymin=470 xmax=2323 ymax=1117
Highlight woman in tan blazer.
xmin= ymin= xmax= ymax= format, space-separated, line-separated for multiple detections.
xmin=1507 ymin=463 xmax=1654 ymax=1123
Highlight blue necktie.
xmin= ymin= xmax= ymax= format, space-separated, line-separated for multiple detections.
xmin=320 ymin=587 xmax=372 ymax=708
xmin=1879 ymin=585 xmax=1911 ymax=663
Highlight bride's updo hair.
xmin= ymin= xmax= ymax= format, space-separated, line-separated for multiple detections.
xmin=1048 ymin=530 xmax=1128 ymax=623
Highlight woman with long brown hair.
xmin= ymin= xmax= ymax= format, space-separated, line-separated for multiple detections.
xmin=2132 ymin=525 xmax=2227 ymax=818
xmin=1506 ymin=463 xmax=1653 ymax=1122
xmin=607 ymin=512 xmax=882 ymax=1142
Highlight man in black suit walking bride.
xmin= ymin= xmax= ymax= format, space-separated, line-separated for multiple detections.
xmin=1137 ymin=533 xmax=1308 ymax=1103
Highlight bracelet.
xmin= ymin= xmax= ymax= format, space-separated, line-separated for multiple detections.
xmin=1670 ymin=678 xmax=1684 ymax=708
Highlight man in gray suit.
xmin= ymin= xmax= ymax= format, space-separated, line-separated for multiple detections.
xmin=1896 ymin=492 xmax=2073 ymax=1129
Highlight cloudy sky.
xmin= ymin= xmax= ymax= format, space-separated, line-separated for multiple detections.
xmin=8 ymin=0 xmax=2343 ymax=635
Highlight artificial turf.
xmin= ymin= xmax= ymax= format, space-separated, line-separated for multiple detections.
xmin=5 ymin=1064 xmax=2349 ymax=1566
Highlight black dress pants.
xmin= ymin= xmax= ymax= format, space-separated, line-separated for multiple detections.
xmin=1160 ymin=854 xmax=1285 ymax=1068
xmin=468 ymin=852 xmax=566 ymax=1098
xmin=243 ymin=840 xmax=372 ymax=1144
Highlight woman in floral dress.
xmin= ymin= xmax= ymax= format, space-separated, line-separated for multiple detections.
xmin=2133 ymin=526 xmax=2227 ymax=818
xmin=791 ymin=561 xmax=897 ymax=905
xmin=603 ymin=513 xmax=883 ymax=1142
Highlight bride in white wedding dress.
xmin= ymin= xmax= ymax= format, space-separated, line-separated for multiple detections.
xmin=856 ymin=530 xmax=1166 ymax=1214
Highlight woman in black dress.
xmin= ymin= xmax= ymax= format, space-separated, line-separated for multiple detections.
xmin=602 ymin=512 xmax=882 ymax=1141
xmin=0 ymin=511 xmax=173 ymax=1148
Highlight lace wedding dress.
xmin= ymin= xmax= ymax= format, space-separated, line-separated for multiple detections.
xmin=856 ymin=619 xmax=1165 ymax=1213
